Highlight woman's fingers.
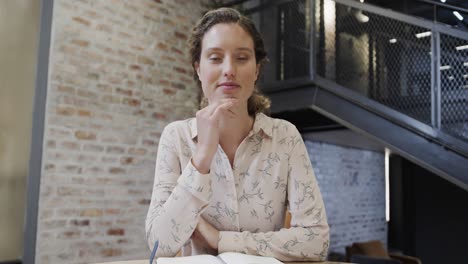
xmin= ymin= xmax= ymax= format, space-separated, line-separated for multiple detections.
xmin=210 ymin=101 xmax=234 ymax=121
xmin=193 ymin=98 xmax=238 ymax=169
xmin=203 ymin=99 xmax=238 ymax=116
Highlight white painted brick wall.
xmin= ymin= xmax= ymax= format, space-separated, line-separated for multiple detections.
xmin=304 ymin=140 xmax=387 ymax=256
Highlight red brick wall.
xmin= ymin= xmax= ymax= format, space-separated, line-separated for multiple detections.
xmin=36 ymin=1 xmax=206 ymax=263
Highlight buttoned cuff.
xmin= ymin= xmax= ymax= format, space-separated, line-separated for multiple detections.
xmin=177 ymin=160 xmax=213 ymax=203
xmin=218 ymin=231 xmax=247 ymax=253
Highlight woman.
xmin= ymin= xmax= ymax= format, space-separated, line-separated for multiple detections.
xmin=145 ymin=7 xmax=329 ymax=261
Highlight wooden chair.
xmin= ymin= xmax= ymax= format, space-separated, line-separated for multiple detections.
xmin=345 ymin=240 xmax=421 ymax=264
xmin=284 ymin=211 xmax=292 ymax=228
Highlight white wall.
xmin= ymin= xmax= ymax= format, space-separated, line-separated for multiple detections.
xmin=305 ymin=140 xmax=387 ymax=256
xmin=0 ymin=0 xmax=40 ymax=261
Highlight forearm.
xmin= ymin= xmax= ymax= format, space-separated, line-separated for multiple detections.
xmin=146 ymin=185 xmax=207 ymax=257
xmin=218 ymin=224 xmax=329 ymax=261
xmin=146 ymin=162 xmax=213 ymax=257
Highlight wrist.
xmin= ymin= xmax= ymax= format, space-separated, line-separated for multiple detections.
xmin=192 ymin=149 xmax=213 ymax=174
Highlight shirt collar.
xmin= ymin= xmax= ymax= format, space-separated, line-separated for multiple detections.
xmin=190 ymin=112 xmax=273 ymax=140
xmin=251 ymin=112 xmax=273 ymax=138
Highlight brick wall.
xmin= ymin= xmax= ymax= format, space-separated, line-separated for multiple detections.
xmin=36 ymin=0 xmax=206 ymax=263
xmin=304 ymin=140 xmax=387 ymax=256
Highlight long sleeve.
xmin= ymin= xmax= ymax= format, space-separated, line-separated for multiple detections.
xmin=218 ymin=125 xmax=329 ymax=261
xmin=145 ymin=123 xmax=213 ymax=257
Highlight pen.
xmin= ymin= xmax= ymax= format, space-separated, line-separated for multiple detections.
xmin=149 ymin=240 xmax=159 ymax=264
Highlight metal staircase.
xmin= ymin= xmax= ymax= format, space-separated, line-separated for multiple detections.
xmin=233 ymin=0 xmax=468 ymax=190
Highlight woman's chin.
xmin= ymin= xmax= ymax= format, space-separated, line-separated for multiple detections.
xmin=212 ymin=94 xmax=237 ymax=101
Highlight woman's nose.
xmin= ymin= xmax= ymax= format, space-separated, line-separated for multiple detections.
xmin=223 ymin=59 xmax=236 ymax=78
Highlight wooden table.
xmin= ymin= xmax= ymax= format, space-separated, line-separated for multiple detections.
xmin=95 ymin=260 xmax=351 ymax=264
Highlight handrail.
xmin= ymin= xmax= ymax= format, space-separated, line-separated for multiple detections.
xmin=324 ymin=0 xmax=468 ymax=157
xmin=333 ymin=0 xmax=468 ymax=41
xmin=333 ymin=0 xmax=434 ymax=29
xmin=416 ymin=0 xmax=468 ymax=14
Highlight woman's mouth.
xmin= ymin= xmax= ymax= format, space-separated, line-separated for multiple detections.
xmin=218 ymin=82 xmax=240 ymax=93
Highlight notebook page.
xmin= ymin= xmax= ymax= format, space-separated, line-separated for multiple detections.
xmin=157 ymin=254 xmax=223 ymax=264
xmin=218 ymin=252 xmax=284 ymax=264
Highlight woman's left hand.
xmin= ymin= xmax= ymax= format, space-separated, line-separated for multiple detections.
xmin=193 ymin=217 xmax=220 ymax=250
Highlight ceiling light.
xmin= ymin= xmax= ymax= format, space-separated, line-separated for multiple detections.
xmin=360 ymin=0 xmax=364 ymax=3
xmin=464 ymin=62 xmax=468 ymax=67
xmin=389 ymin=38 xmax=397 ymax=44
xmin=355 ymin=10 xmax=369 ymax=23
xmin=456 ymin=45 xmax=468 ymax=51
xmin=448 ymin=76 xmax=455 ymax=81
xmin=416 ymin=31 xmax=431 ymax=38
xmin=440 ymin=0 xmax=446 ymax=3
xmin=453 ymin=11 xmax=464 ymax=21
xmin=440 ymin=65 xmax=451 ymax=70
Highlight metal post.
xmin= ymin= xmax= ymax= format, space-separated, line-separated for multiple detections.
xmin=310 ymin=0 xmax=316 ymax=81
xmin=431 ymin=31 xmax=441 ymax=129
xmin=23 ymin=0 xmax=54 ymax=263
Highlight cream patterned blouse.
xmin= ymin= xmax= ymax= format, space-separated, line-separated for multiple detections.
xmin=145 ymin=113 xmax=329 ymax=261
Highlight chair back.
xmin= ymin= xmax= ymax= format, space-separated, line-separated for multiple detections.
xmin=351 ymin=255 xmax=402 ymax=264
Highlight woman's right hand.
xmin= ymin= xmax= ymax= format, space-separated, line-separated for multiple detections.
xmin=192 ymin=99 xmax=237 ymax=173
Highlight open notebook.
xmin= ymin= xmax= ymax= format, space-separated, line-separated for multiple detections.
xmin=157 ymin=252 xmax=284 ymax=264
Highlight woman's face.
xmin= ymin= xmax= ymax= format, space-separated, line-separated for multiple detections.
xmin=196 ymin=23 xmax=259 ymax=106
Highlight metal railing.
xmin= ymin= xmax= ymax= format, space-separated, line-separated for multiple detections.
xmin=245 ymin=0 xmax=468 ymax=155
xmin=315 ymin=0 xmax=468 ymax=149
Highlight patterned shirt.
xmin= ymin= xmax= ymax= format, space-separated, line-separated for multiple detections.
xmin=145 ymin=113 xmax=329 ymax=261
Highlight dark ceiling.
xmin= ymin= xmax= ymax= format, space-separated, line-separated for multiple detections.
xmin=365 ymin=0 xmax=468 ymax=30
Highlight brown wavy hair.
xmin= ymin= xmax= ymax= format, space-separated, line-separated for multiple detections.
xmin=188 ymin=7 xmax=271 ymax=116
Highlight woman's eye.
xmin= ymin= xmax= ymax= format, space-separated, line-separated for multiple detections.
xmin=238 ymin=57 xmax=248 ymax=61
xmin=209 ymin=57 xmax=222 ymax=62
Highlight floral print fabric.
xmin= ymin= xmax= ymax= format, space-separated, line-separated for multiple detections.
xmin=145 ymin=113 xmax=329 ymax=261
